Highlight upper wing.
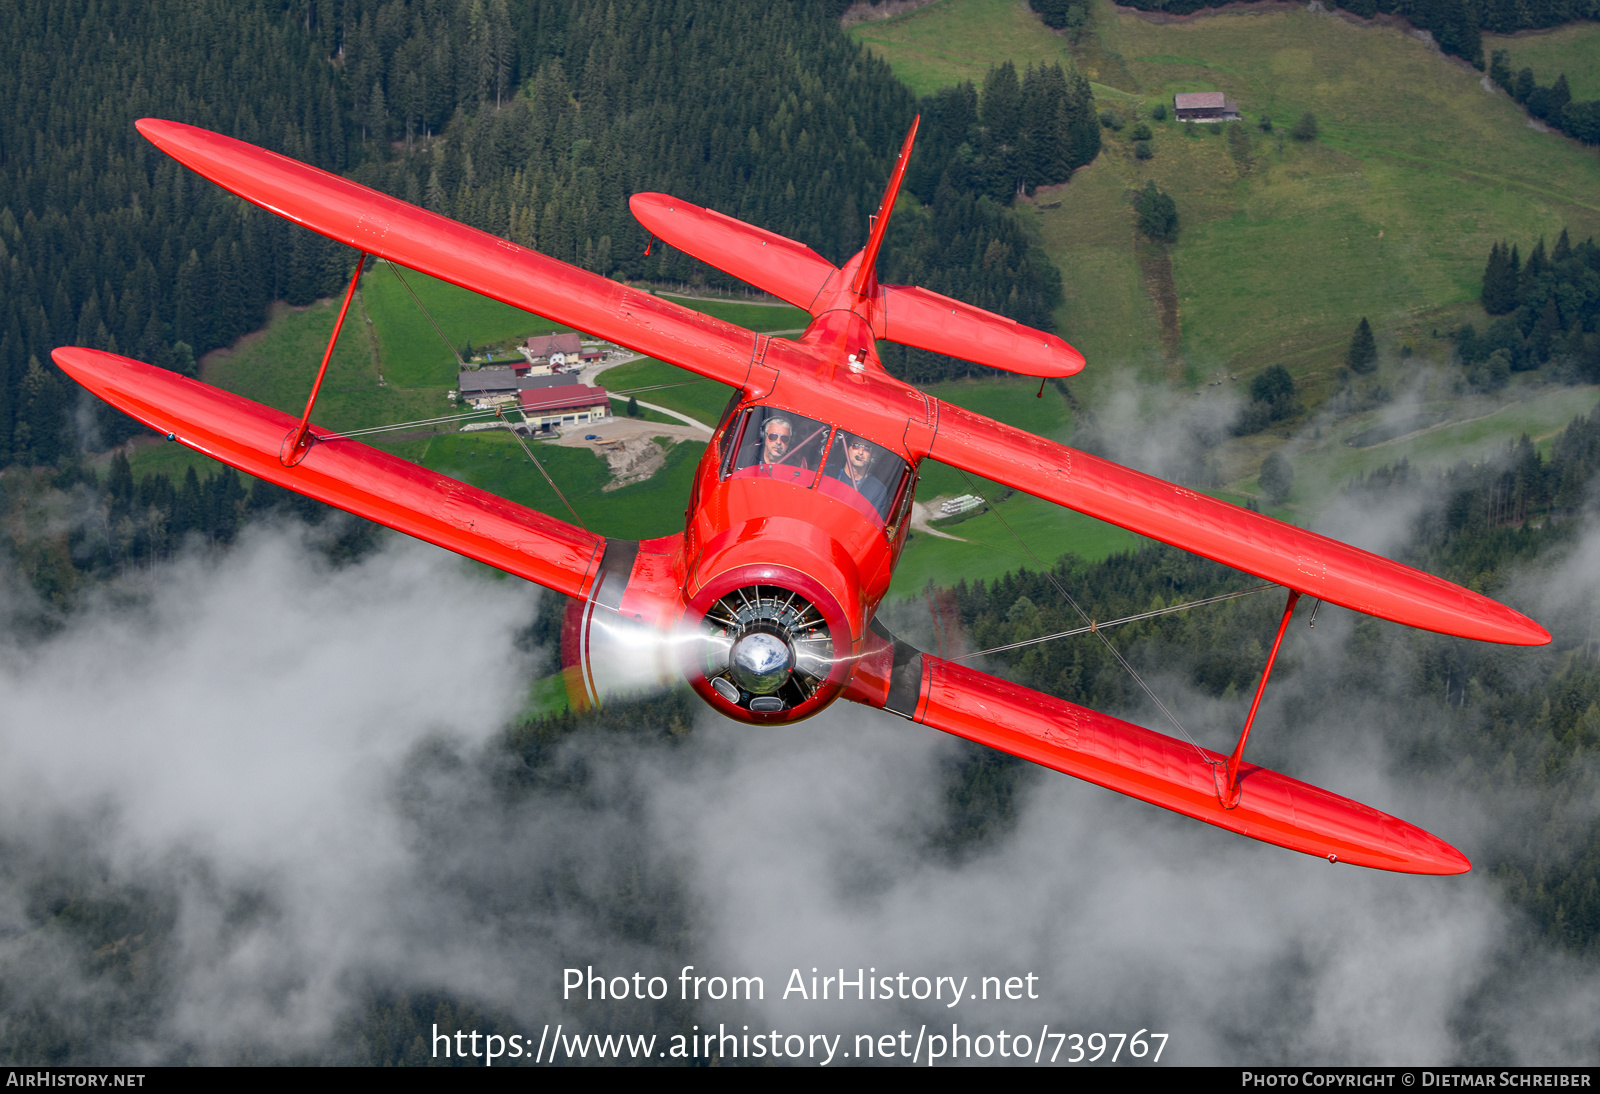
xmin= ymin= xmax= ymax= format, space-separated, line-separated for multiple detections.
xmin=628 ymin=193 xmax=839 ymax=312
xmin=136 ymin=119 xmax=761 ymax=391
xmin=54 ymin=348 xmax=606 ymax=599
xmin=844 ymin=624 xmax=1469 ymax=874
xmin=880 ymin=284 xmax=1085 ymax=378
xmin=928 ymin=401 xmax=1549 ymax=646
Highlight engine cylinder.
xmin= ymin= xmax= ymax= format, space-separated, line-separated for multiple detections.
xmin=698 ymin=584 xmax=835 ymax=714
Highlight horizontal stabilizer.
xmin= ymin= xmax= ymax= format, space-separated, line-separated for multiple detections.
xmin=628 ymin=193 xmax=1085 ymax=378
xmin=53 ymin=348 xmax=606 ymax=599
xmin=882 ymin=284 xmax=1085 ymax=378
xmin=629 ymin=193 xmax=839 ymax=312
xmin=928 ymin=401 xmax=1549 ymax=646
xmin=847 ymin=630 xmax=1469 ymax=874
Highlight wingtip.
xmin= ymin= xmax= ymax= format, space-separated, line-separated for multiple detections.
xmin=1411 ymin=836 xmax=1472 ymax=876
xmin=1486 ymin=610 xmax=1552 ymax=647
xmin=136 ymin=118 xmax=208 ymax=156
xmin=50 ymin=345 xmax=96 ymax=374
xmin=1047 ymin=338 xmax=1086 ymax=378
xmin=51 ymin=345 xmax=132 ymax=388
xmin=1063 ymin=344 xmax=1086 ymax=377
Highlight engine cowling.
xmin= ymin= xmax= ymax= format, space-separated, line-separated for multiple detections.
xmin=681 ymin=560 xmax=855 ymax=724
xmin=559 ymin=534 xmax=859 ymax=724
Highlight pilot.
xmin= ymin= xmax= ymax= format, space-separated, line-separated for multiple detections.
xmin=831 ymin=433 xmax=890 ymax=517
xmin=750 ymin=414 xmax=812 ymax=483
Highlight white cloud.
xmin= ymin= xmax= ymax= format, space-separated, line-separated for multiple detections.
xmin=0 ymin=516 xmax=1595 ymax=1065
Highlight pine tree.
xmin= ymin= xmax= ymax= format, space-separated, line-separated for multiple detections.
xmin=1524 ymin=237 xmax=1548 ymax=288
xmin=1483 ymin=242 xmax=1517 ymax=314
xmin=1553 ymin=228 xmax=1571 ymax=264
xmin=1347 ymin=317 xmax=1378 ymax=373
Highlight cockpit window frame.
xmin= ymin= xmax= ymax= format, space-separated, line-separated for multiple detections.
xmin=716 ymin=403 xmax=913 ymax=537
xmin=720 ymin=403 xmax=829 ymax=487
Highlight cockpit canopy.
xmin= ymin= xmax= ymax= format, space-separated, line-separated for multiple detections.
xmin=721 ymin=404 xmax=912 ymax=529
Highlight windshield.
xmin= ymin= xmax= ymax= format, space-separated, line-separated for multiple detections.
xmin=727 ymin=406 xmax=829 ymax=487
xmin=721 ymin=406 xmax=911 ymax=529
xmin=818 ymin=431 xmax=906 ymax=523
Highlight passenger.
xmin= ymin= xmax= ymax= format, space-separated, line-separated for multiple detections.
xmin=831 ymin=434 xmax=890 ymax=517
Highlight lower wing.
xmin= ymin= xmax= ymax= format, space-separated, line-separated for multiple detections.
xmin=844 ymin=623 xmax=1469 ymax=874
xmin=54 ymin=348 xmax=606 ymax=599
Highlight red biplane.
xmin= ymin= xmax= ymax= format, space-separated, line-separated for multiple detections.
xmin=54 ymin=118 xmax=1549 ymax=875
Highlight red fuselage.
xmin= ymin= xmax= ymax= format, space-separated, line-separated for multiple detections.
xmin=563 ymin=310 xmax=930 ymax=723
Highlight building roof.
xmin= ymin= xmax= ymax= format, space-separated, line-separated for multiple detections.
xmin=459 ymin=369 xmax=589 ymax=396
xmin=458 ymin=366 xmax=519 ymax=395
xmin=524 ymin=332 xmax=582 ymax=357
xmin=1174 ymin=92 xmax=1228 ymax=110
xmin=521 ymin=373 xmax=581 ymax=390
xmin=518 ymin=384 xmax=610 ymax=413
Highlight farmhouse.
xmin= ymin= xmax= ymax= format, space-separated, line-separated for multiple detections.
xmin=524 ymin=332 xmax=582 ymax=363
xmin=1173 ymin=92 xmax=1240 ymax=122
xmin=517 ymin=383 xmax=613 ymax=431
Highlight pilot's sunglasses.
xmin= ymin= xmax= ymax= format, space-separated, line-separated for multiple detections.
xmin=766 ymin=432 xmax=789 ymax=442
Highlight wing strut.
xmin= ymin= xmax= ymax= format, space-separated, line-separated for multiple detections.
xmin=1219 ymin=589 xmax=1300 ymax=807
xmin=284 ymin=250 xmax=366 ymax=467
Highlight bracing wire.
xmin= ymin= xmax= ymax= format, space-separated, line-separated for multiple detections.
xmin=498 ymin=406 xmax=587 ymax=530
xmin=951 ymin=582 xmax=1274 ymax=661
xmin=329 ymin=407 xmax=509 ymax=438
xmin=955 ymin=469 xmax=1223 ymax=762
xmin=375 ymin=259 xmax=586 ymax=530
xmin=387 ymin=262 xmax=467 ymax=368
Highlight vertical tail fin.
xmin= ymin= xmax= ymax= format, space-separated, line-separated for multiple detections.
xmin=850 ymin=115 xmax=920 ymax=297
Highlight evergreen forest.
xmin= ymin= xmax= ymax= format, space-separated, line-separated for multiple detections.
xmin=0 ymin=0 xmax=1092 ymax=475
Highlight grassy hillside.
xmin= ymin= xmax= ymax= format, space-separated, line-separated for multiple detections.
xmin=408 ymin=432 xmax=707 ymax=540
xmin=850 ymin=0 xmax=1073 ymax=94
xmin=599 ymin=359 xmax=736 ymax=426
xmin=144 ymin=267 xmax=798 ymax=515
xmin=1487 ymin=23 xmax=1600 ymax=99
xmin=890 ymin=498 xmax=1140 ymax=595
xmin=1261 ymin=379 xmax=1600 ymax=509
xmin=855 ymin=0 xmax=1600 ymax=399
xmin=849 ymin=0 xmax=1600 ymax=596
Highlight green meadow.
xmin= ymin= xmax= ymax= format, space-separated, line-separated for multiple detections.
xmin=599 ymin=359 xmax=737 ymax=425
xmin=202 ymin=296 xmax=442 ymax=431
xmin=1273 ymin=381 xmax=1600 ymax=508
xmin=850 ymin=0 xmax=1074 ymax=95
xmin=361 ymin=261 xmax=570 ymax=388
xmin=409 ymin=431 xmax=706 ymax=540
xmin=361 ymin=265 xmax=809 ymax=391
xmin=890 ymin=491 xmax=1140 ymax=595
xmin=1486 ymin=23 xmax=1600 ymax=100
xmin=855 ymin=0 xmax=1600 ymax=402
